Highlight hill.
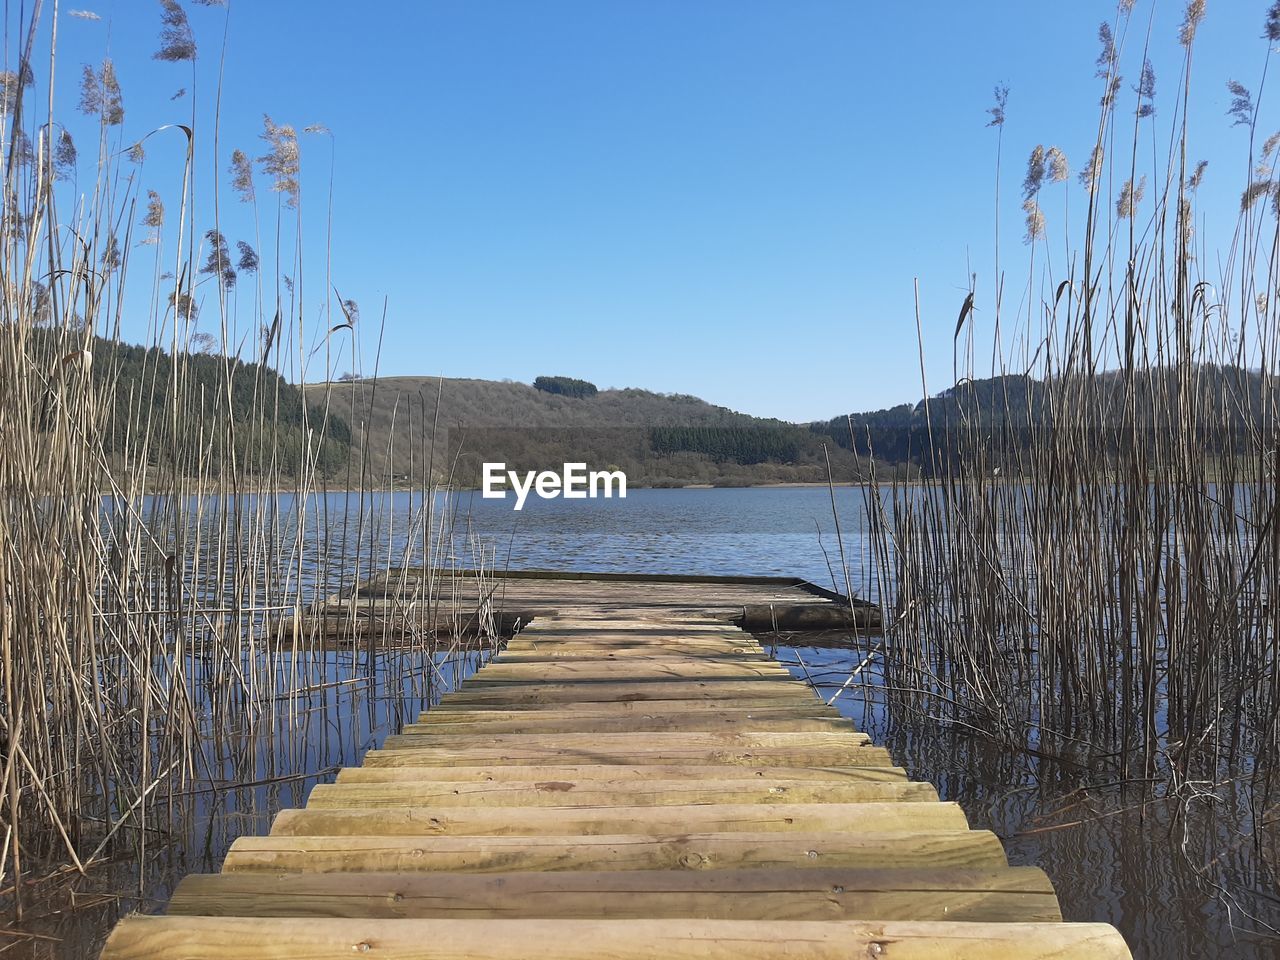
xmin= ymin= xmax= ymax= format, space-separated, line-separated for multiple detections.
xmin=59 ymin=351 xmax=1260 ymax=487
xmin=308 ymin=366 xmax=1275 ymax=488
xmin=303 ymin=376 xmax=872 ymax=486
xmin=812 ymin=366 xmax=1272 ymax=469
xmin=30 ymin=333 xmax=352 ymax=479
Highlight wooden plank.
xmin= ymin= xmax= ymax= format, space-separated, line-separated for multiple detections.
xmin=425 ymin=698 xmax=839 ymax=716
xmin=510 ymin=625 xmax=758 ymax=633
xmin=270 ymin=802 xmax=969 ymax=837
xmin=496 ymin=648 xmax=771 ymax=661
xmin=401 ymin=715 xmax=852 ymax=734
xmin=492 ymin=654 xmax=777 ymax=664
xmin=369 ymin=743 xmax=894 ymax=766
xmin=437 ymin=681 xmax=823 ymax=705
xmin=510 ymin=624 xmax=740 ymax=632
xmin=499 ymin=640 xmax=762 ymax=655
xmin=499 ymin=637 xmax=766 ymax=647
xmin=221 ymin=830 xmax=1012 ymax=874
xmin=503 ymin=633 xmax=766 ymax=645
xmin=334 ymin=764 xmax=911 ymax=783
xmin=306 ymin=779 xmax=939 ymax=807
xmin=462 ymin=672 xmax=799 ymax=689
xmin=382 ymin=566 xmax=823 ymax=588
xmin=472 ymin=661 xmax=793 ymax=681
xmin=104 ymin=916 xmax=1133 ymax=959
xmin=503 ymin=633 xmax=752 ymax=640
xmin=168 ymin=866 xmax=1061 ymax=922
xmin=491 ymin=654 xmax=777 ymax=664
xmin=388 ymin=731 xmax=871 ymax=749
xmin=496 ymin=624 xmax=736 ymax=634
xmin=464 ymin=671 xmax=797 ymax=685
xmin=100 ymin=917 xmax=1134 ymax=959
xmin=414 ymin=701 xmax=844 ymax=716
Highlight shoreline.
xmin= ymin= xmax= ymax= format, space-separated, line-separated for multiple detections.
xmin=101 ymin=480 xmax=876 ymax=496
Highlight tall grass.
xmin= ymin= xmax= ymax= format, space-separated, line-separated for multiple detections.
xmin=0 ymin=1 xmax=486 ymax=924
xmin=858 ymin=0 xmax=1280 ymax=918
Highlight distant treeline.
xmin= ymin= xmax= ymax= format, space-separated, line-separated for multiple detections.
xmin=649 ymin=425 xmax=806 ymax=465
xmin=316 ymin=368 xmax=1280 ymax=488
xmin=312 ymin=376 xmax=887 ymax=486
xmin=812 ymin=369 xmax=1278 ymax=472
xmin=32 ymin=333 xmax=352 ymax=477
xmin=449 ymin=420 xmax=861 ymax=488
xmin=534 ymin=375 xmax=598 ymax=399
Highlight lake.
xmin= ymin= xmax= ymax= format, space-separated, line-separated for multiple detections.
xmin=431 ymin=484 xmax=878 ymax=592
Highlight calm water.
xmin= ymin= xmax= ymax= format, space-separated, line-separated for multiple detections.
xmin=438 ymin=485 xmax=878 ymax=593
xmin=780 ymin=644 xmax=1278 ymax=960
xmin=106 ymin=485 xmax=879 ymax=611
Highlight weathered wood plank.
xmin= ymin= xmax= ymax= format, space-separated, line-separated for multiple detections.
xmin=502 ymin=634 xmax=766 ymax=645
xmin=368 ymin=743 xmax=894 ymax=767
xmin=496 ymin=647 xmax=771 ymax=661
xmin=437 ymin=681 xmax=823 ymax=705
xmin=306 ymin=779 xmax=939 ymax=808
xmin=221 ymin=830 xmax=1012 ymax=874
xmin=500 ymin=645 xmax=771 ymax=658
xmin=334 ymin=763 xmax=911 ymax=783
xmin=425 ymin=698 xmax=838 ymax=716
xmin=472 ymin=661 xmax=793 ymax=681
xmin=270 ymin=802 xmax=969 ymax=837
xmin=402 ymin=714 xmax=852 ymax=734
xmin=167 ymin=867 xmax=1061 ymax=922
xmin=103 ymin=917 xmax=1133 ymax=960
xmin=388 ymin=731 xmax=871 ymax=749
xmin=461 ymin=673 xmax=799 ymax=686
xmin=416 ymin=703 xmax=843 ymax=721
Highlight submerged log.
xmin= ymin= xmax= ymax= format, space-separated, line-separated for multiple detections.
xmin=733 ymin=603 xmax=882 ymax=632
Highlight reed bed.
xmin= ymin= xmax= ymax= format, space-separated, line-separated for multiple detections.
xmin=855 ymin=0 xmax=1280 ymax=939
xmin=0 ymin=1 xmax=491 ymax=936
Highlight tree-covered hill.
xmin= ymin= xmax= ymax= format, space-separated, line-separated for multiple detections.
xmin=813 ymin=367 xmax=1274 ymax=471
xmin=307 ymin=376 xmax=870 ymax=486
xmin=262 ymin=364 xmax=1280 ymax=487
xmin=30 ymin=333 xmax=352 ymax=478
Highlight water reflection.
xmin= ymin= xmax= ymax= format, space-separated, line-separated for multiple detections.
xmin=771 ymin=641 xmax=1280 ymax=960
xmin=18 ymin=646 xmax=487 ymax=959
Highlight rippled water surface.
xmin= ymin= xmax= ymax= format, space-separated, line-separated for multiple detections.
xmin=775 ymin=644 xmax=1278 ymax=960
xmin=440 ymin=485 xmax=878 ymax=590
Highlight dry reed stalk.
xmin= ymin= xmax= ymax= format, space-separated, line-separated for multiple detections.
xmin=0 ymin=2 xmax=495 ymax=926
xmin=848 ymin=2 xmax=1280 ymax=928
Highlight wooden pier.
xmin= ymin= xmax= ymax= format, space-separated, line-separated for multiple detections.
xmin=101 ymin=572 xmax=1132 ymax=958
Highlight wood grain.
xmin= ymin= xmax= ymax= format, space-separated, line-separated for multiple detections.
xmin=102 ymin=917 xmax=1132 ymax=959
xmin=168 ymin=867 xmax=1061 ymax=922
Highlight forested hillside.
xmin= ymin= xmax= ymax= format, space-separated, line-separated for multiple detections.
xmin=308 ymin=376 xmax=872 ymax=486
xmin=67 ymin=350 xmax=1265 ymax=487
xmin=316 ymin=366 xmax=1272 ymax=487
xmin=813 ymin=367 xmax=1274 ymax=468
xmin=30 ymin=334 xmax=352 ymax=478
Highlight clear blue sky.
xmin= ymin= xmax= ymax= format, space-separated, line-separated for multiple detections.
xmin=34 ymin=1 xmax=1275 ymax=421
